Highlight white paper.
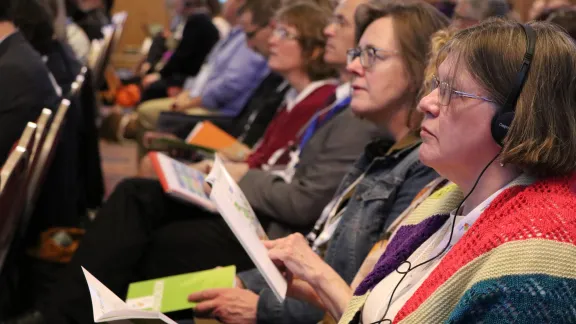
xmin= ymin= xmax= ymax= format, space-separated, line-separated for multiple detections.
xmin=82 ymin=267 xmax=178 ymax=324
xmin=206 ymin=156 xmax=287 ymax=301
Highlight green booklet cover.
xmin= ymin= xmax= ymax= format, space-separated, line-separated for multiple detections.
xmin=126 ymin=266 xmax=236 ymax=313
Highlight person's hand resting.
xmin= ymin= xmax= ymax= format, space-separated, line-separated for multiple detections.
xmin=223 ymin=162 xmax=250 ymax=183
xmin=172 ymin=92 xmax=202 ymax=111
xmin=188 ymin=288 xmax=259 ymax=324
xmin=188 ymin=159 xmax=214 ymax=174
xmin=142 ymin=73 xmax=161 ymax=88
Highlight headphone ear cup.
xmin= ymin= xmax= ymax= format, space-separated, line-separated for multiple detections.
xmin=491 ymin=111 xmax=515 ymax=146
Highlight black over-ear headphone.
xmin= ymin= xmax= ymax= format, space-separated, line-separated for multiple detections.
xmin=490 ymin=23 xmax=536 ymax=146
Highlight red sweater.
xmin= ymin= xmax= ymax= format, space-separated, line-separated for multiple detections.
xmin=245 ymin=83 xmax=336 ymax=169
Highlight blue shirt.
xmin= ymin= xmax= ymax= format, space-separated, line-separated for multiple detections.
xmin=188 ymin=27 xmax=269 ymax=116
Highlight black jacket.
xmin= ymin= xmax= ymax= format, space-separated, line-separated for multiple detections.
xmin=0 ymin=31 xmax=59 ymax=165
xmin=159 ymin=13 xmax=220 ymax=87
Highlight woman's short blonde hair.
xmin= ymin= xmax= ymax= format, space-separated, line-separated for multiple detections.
xmin=441 ymin=18 xmax=576 ymax=177
xmin=275 ymin=2 xmax=338 ymax=81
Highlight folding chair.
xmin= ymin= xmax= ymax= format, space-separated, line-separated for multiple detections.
xmin=22 ymin=100 xmax=72 ymax=231
xmin=91 ymin=26 xmax=115 ymax=89
xmin=68 ymin=66 xmax=89 ymax=99
xmin=0 ymin=123 xmax=37 ymax=270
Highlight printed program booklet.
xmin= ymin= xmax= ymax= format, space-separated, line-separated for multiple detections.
xmin=185 ymin=121 xmax=251 ymax=161
xmin=126 ymin=265 xmax=236 ymax=313
xmin=149 ymin=152 xmax=216 ymax=212
xmin=82 ymin=267 xmax=178 ymax=324
xmin=206 ymin=155 xmax=287 ymax=301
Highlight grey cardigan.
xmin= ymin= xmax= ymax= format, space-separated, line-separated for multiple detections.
xmin=238 ymin=108 xmax=381 ymax=239
xmin=238 ymin=140 xmax=439 ymax=324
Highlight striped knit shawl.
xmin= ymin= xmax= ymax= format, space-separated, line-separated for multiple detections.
xmin=340 ymin=175 xmax=576 ymax=324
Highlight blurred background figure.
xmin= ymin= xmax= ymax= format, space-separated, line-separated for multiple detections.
xmin=451 ymin=0 xmax=509 ymax=29
xmin=529 ymin=0 xmax=575 ymax=20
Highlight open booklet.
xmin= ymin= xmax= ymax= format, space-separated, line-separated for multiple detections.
xmin=82 ymin=267 xmax=178 ymax=324
xmin=206 ymin=155 xmax=287 ymax=302
xmin=149 ymin=152 xmax=216 ymax=212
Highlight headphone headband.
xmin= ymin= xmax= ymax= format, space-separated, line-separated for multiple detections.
xmin=500 ymin=24 xmax=536 ymax=115
xmin=491 ymin=23 xmax=536 ymax=146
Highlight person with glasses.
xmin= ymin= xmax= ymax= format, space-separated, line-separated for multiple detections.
xmin=2 ymin=2 xmax=371 ymax=324
xmin=267 ymin=14 xmax=576 ymax=324
xmin=188 ymin=0 xmax=446 ymax=323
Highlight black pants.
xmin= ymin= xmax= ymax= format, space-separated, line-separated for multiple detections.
xmin=43 ymin=178 xmax=254 ymax=324
xmin=140 ymin=79 xmax=169 ymax=102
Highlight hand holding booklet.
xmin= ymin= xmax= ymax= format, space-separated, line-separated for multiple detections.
xmin=83 ymin=266 xmax=236 ymax=323
xmin=149 ymin=152 xmax=216 ymax=212
xmin=206 ymin=155 xmax=287 ymax=301
xmin=82 ymin=267 xmax=178 ymax=324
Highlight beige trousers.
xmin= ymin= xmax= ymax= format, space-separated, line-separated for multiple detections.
xmin=137 ymin=97 xmax=219 ymax=131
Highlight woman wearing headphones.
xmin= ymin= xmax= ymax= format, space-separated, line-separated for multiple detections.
xmin=265 ymin=16 xmax=576 ymax=324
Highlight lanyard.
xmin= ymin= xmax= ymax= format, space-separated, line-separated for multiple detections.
xmin=298 ymin=96 xmax=351 ymax=151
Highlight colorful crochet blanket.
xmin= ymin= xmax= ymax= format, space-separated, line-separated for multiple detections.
xmin=340 ymin=175 xmax=576 ymax=323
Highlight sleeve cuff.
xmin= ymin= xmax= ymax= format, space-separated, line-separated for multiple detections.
xmin=200 ymin=92 xmax=218 ymax=110
xmin=256 ymin=289 xmax=285 ymax=324
xmin=237 ymin=268 xmax=269 ymax=294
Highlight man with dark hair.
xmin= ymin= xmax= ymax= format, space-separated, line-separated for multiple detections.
xmin=0 ymin=0 xmax=60 ymax=165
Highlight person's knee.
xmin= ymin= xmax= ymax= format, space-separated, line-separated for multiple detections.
xmin=113 ymin=177 xmax=162 ymax=197
xmin=137 ymin=99 xmax=173 ymax=130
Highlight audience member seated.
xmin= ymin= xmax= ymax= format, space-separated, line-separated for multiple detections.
xmin=253 ymin=15 xmax=576 ymax=324
xmin=3 ymin=3 xmax=389 ymax=324
xmin=3 ymin=1 xmax=447 ymax=323
xmin=0 ymin=0 xmax=60 ymax=165
xmin=138 ymin=0 xmax=221 ymax=100
xmin=40 ymin=0 xmax=105 ymax=214
xmin=139 ymin=1 xmax=338 ymax=169
xmin=207 ymin=0 xmax=230 ymax=38
xmin=105 ymin=0 xmax=269 ymax=143
xmin=65 ymin=0 xmax=110 ymax=40
xmin=186 ymin=1 xmax=447 ymax=323
xmin=135 ymin=0 xmax=288 ymax=159
xmin=450 ymin=0 xmax=509 ymax=29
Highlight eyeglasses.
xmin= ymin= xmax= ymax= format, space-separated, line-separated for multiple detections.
xmin=430 ymin=75 xmax=495 ymax=106
xmin=346 ymin=46 xmax=398 ymax=69
xmin=272 ymin=26 xmax=299 ymax=41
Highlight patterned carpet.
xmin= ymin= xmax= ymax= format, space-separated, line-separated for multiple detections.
xmin=99 ymin=140 xmax=138 ymax=198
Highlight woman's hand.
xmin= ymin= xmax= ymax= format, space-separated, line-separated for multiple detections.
xmin=188 ymin=160 xmax=214 ymax=174
xmin=142 ymin=73 xmax=161 ymax=88
xmin=223 ymin=162 xmax=250 ymax=183
xmin=264 ymin=233 xmax=328 ymax=285
xmin=264 ymin=233 xmax=353 ymax=319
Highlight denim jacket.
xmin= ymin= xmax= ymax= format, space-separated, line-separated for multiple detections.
xmin=238 ymin=136 xmax=439 ymax=324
